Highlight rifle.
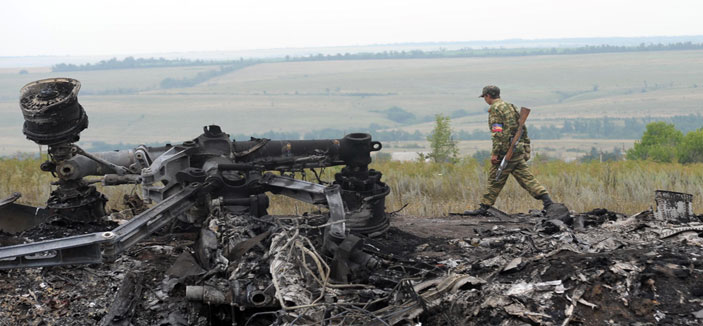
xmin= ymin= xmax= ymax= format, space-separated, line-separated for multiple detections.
xmin=495 ymin=107 xmax=530 ymax=181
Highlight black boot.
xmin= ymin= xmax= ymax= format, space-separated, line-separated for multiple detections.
xmin=538 ymin=194 xmax=553 ymax=210
xmin=464 ymin=204 xmax=490 ymax=216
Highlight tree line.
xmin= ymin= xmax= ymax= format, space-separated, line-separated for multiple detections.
xmin=288 ymin=42 xmax=703 ymax=62
xmin=52 ymin=57 xmax=253 ymax=72
xmin=52 ymin=42 xmax=703 ymax=72
xmin=528 ymin=114 xmax=703 ymax=140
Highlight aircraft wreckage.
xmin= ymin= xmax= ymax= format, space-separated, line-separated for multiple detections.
xmin=2 ymin=78 xmax=703 ymax=325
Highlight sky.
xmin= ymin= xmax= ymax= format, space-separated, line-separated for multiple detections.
xmin=1 ymin=0 xmax=702 ymax=57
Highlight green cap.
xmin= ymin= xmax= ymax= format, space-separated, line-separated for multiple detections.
xmin=479 ymin=85 xmax=500 ymax=98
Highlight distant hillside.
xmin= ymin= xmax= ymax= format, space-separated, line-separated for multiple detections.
xmin=1 ymin=49 xmax=702 ymax=155
xmin=50 ymin=40 xmax=703 ymax=72
xmin=2 ymin=35 xmax=703 ymax=69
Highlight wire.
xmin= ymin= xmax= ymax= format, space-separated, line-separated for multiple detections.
xmin=244 ymin=310 xmax=279 ymax=326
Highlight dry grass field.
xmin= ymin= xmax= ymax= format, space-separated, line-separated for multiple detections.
xmin=2 ymin=157 xmax=701 ymax=217
xmin=0 ymin=50 xmax=702 ymax=155
xmin=382 ymin=138 xmax=635 ymax=162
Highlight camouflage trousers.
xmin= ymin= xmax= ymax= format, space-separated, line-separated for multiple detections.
xmin=480 ymin=157 xmax=549 ymax=206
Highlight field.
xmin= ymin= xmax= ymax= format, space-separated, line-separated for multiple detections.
xmin=1 ymin=50 xmax=702 ymax=155
xmin=2 ymin=157 xmax=701 ymax=217
xmin=383 ymin=138 xmax=634 ymax=161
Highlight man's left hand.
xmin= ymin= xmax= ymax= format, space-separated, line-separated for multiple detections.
xmin=491 ymin=154 xmax=499 ymax=165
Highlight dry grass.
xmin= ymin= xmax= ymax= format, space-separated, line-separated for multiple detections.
xmin=371 ymin=159 xmax=703 ymax=216
xmin=0 ymin=155 xmax=138 ymax=212
xmin=3 ymin=157 xmax=701 ymax=217
xmin=382 ymin=139 xmax=635 ymax=162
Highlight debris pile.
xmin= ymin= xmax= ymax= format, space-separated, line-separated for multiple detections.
xmin=2 ymin=199 xmax=703 ymax=325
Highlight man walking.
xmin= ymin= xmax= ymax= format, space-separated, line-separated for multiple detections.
xmin=464 ymin=85 xmax=553 ymax=216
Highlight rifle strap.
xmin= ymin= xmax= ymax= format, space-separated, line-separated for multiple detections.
xmin=510 ymin=103 xmax=520 ymax=120
xmin=509 ymin=103 xmax=528 ymax=144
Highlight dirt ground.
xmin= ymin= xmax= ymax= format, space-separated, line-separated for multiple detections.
xmin=2 ymin=208 xmax=703 ymax=325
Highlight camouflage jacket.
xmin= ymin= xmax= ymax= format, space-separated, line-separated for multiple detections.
xmin=488 ymin=99 xmax=530 ymax=157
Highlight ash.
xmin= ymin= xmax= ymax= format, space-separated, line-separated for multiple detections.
xmin=2 ymin=207 xmax=703 ymax=326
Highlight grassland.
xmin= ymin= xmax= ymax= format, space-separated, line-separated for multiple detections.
xmin=2 ymin=157 xmax=701 ymax=217
xmin=382 ymin=139 xmax=635 ymax=162
xmin=370 ymin=160 xmax=703 ymax=216
xmin=1 ymin=50 xmax=702 ymax=155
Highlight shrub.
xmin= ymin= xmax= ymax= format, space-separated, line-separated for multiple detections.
xmin=626 ymin=122 xmax=682 ymax=162
xmin=677 ymin=129 xmax=703 ymax=163
xmin=426 ymin=114 xmax=458 ymax=163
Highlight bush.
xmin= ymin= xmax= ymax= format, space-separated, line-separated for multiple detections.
xmin=626 ymin=122 xmax=682 ymax=162
xmin=677 ymin=129 xmax=703 ymax=163
xmin=426 ymin=114 xmax=458 ymax=163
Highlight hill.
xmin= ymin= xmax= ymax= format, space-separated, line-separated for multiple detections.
xmin=0 ymin=50 xmax=701 ymax=155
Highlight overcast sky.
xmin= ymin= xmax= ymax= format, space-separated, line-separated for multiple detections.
xmin=1 ymin=0 xmax=701 ymax=57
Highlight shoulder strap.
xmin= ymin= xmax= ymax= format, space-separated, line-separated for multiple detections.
xmin=509 ymin=103 xmax=520 ymax=118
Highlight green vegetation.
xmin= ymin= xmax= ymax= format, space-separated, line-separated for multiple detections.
xmin=626 ymin=122 xmax=682 ymax=162
xmin=529 ymin=115 xmax=703 ymax=140
xmin=425 ymin=114 xmax=458 ymax=163
xmin=678 ymin=129 xmax=703 ymax=164
xmin=52 ymin=57 xmax=253 ymax=72
xmin=626 ymin=122 xmax=703 ymax=163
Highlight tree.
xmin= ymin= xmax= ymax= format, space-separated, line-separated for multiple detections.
xmin=626 ymin=122 xmax=682 ymax=162
xmin=677 ymin=129 xmax=703 ymax=163
xmin=426 ymin=114 xmax=458 ymax=163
